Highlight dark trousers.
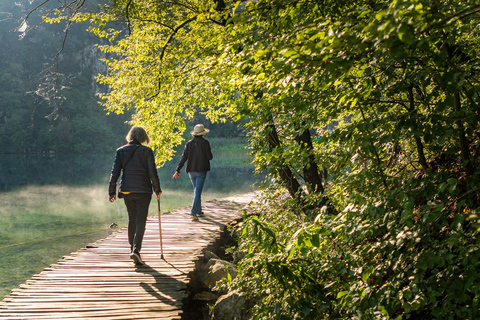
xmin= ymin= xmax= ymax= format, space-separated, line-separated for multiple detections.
xmin=123 ymin=193 xmax=152 ymax=253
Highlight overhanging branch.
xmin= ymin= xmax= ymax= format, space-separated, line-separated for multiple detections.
xmin=126 ymin=0 xmax=133 ymax=35
xmin=159 ymin=16 xmax=197 ymax=61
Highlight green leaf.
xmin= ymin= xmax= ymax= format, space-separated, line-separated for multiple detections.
xmin=379 ymin=305 xmax=389 ymax=316
xmin=309 ymin=31 xmax=325 ymax=41
xmin=398 ymin=23 xmax=414 ymax=44
xmin=450 ymin=215 xmax=465 ymax=231
xmin=375 ymin=11 xmax=386 ymax=20
xmin=311 ymin=233 xmax=320 ymax=247
xmin=362 ymin=266 xmax=374 ymax=282
xmin=401 ymin=209 xmax=413 ymax=222
xmin=287 ymin=244 xmax=298 ymax=259
xmin=447 ymin=178 xmax=457 ymax=185
xmin=281 ymin=50 xmax=297 ymax=57
xmin=404 ymin=289 xmax=413 ymax=300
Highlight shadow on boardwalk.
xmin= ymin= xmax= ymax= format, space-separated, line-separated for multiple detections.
xmin=0 ymin=193 xmax=256 ymax=320
xmin=136 ymin=264 xmax=186 ymax=308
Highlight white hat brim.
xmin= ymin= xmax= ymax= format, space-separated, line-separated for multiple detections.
xmin=191 ymin=128 xmax=210 ymax=136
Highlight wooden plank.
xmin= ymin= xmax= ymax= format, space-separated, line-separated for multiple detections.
xmin=3 ymin=292 xmax=186 ymax=300
xmin=7 ymin=291 xmax=187 ymax=298
xmin=1 ymin=302 xmax=182 ymax=309
xmin=0 ymin=311 xmax=181 ymax=320
xmin=0 ymin=193 xmax=256 ymax=319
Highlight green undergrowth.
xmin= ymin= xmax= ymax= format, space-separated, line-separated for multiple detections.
xmin=226 ymin=176 xmax=480 ymax=320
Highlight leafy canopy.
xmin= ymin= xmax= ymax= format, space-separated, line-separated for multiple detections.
xmin=32 ymin=0 xmax=480 ymax=318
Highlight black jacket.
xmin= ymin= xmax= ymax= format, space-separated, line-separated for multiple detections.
xmin=109 ymin=141 xmax=161 ymax=197
xmin=176 ymin=136 xmax=213 ymax=173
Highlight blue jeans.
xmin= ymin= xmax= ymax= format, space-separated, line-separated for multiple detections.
xmin=188 ymin=171 xmax=207 ymax=216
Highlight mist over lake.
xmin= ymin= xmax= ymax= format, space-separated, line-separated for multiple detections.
xmin=0 ymin=144 xmax=261 ymax=300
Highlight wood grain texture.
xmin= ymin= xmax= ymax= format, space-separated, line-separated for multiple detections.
xmin=0 ymin=193 xmax=256 ymax=319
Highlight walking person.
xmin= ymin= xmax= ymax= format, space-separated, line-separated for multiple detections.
xmin=173 ymin=124 xmax=213 ymax=221
xmin=109 ymin=126 xmax=162 ymax=265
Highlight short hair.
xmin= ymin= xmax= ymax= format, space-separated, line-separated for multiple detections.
xmin=126 ymin=126 xmax=150 ymax=144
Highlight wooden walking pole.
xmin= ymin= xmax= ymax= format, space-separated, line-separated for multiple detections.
xmin=157 ymin=196 xmax=164 ymax=260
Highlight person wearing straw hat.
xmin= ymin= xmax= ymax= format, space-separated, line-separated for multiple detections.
xmin=173 ymin=124 xmax=213 ymax=221
xmin=109 ymin=126 xmax=162 ymax=265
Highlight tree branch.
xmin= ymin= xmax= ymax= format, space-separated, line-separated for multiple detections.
xmin=454 ymin=92 xmax=474 ymax=178
xmin=359 ymin=106 xmax=388 ymax=189
xmin=294 ymin=127 xmax=324 ymax=194
xmin=424 ymin=5 xmax=480 ymax=33
xmin=407 ymin=86 xmax=429 ymax=172
xmin=145 ymin=17 xmax=198 ymax=101
xmin=159 ymin=16 xmax=197 ymax=61
xmin=126 ymin=0 xmax=133 ymax=35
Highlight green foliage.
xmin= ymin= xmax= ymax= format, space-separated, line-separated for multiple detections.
xmin=233 ymin=183 xmax=480 ymax=319
xmin=35 ymin=0 xmax=480 ymax=318
xmin=0 ymin=0 xmax=131 ymax=154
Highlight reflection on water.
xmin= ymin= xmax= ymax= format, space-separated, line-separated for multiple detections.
xmin=0 ymin=153 xmax=263 ymax=300
xmin=0 ymin=153 xmax=261 ymax=194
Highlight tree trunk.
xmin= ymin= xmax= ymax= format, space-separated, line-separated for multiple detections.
xmin=454 ymin=92 xmax=474 ymax=178
xmin=295 ymin=128 xmax=324 ymax=194
xmin=407 ymin=86 xmax=429 ymax=172
xmin=266 ymin=122 xmax=302 ymax=198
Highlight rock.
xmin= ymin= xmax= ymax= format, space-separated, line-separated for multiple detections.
xmin=233 ymin=250 xmax=247 ymax=263
xmin=199 ymin=259 xmax=238 ymax=289
xmin=204 ymin=250 xmax=221 ymax=261
xmin=193 ymin=291 xmax=220 ymax=301
xmin=211 ymin=290 xmax=247 ymax=320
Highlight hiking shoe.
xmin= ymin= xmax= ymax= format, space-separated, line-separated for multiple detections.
xmin=198 ymin=212 xmax=205 ymax=217
xmin=130 ymin=251 xmax=144 ymax=265
xmin=191 ymin=215 xmax=199 ymax=221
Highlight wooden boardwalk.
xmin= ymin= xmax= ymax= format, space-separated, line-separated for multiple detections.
xmin=0 ymin=193 xmax=256 ymax=319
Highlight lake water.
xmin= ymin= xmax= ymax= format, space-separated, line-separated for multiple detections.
xmin=0 ymin=150 xmax=262 ymax=300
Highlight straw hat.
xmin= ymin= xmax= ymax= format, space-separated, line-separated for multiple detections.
xmin=191 ymin=124 xmax=210 ymax=136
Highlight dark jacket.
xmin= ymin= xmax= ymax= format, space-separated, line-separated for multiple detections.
xmin=109 ymin=141 xmax=161 ymax=197
xmin=176 ymin=136 xmax=213 ymax=173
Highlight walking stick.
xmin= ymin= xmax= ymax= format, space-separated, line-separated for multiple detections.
xmin=157 ymin=196 xmax=165 ymax=260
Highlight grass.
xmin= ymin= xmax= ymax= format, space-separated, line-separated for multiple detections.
xmin=201 ymin=137 xmax=253 ymax=168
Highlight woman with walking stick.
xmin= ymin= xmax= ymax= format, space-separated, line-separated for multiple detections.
xmin=108 ymin=126 xmax=162 ymax=265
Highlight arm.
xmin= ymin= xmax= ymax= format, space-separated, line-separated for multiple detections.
xmin=108 ymin=150 xmax=122 ymax=201
xmin=146 ymin=148 xmax=162 ymax=195
xmin=174 ymin=141 xmax=189 ymax=178
xmin=206 ymin=140 xmax=213 ymax=161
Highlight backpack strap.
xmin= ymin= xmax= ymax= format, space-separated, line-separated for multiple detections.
xmin=122 ymin=145 xmax=139 ymax=169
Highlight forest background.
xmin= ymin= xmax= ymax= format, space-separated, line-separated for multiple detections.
xmin=0 ymin=0 xmax=238 ymax=154
xmin=5 ymin=0 xmax=480 ymax=319
xmin=0 ymin=0 xmax=129 ymax=154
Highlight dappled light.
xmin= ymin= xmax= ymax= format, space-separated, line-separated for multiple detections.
xmin=2 ymin=0 xmax=480 ymax=318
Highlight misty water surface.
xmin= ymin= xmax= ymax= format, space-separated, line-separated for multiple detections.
xmin=0 ymin=152 xmax=261 ymax=299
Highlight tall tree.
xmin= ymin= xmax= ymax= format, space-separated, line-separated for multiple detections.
xmin=27 ymin=0 xmax=480 ymax=318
